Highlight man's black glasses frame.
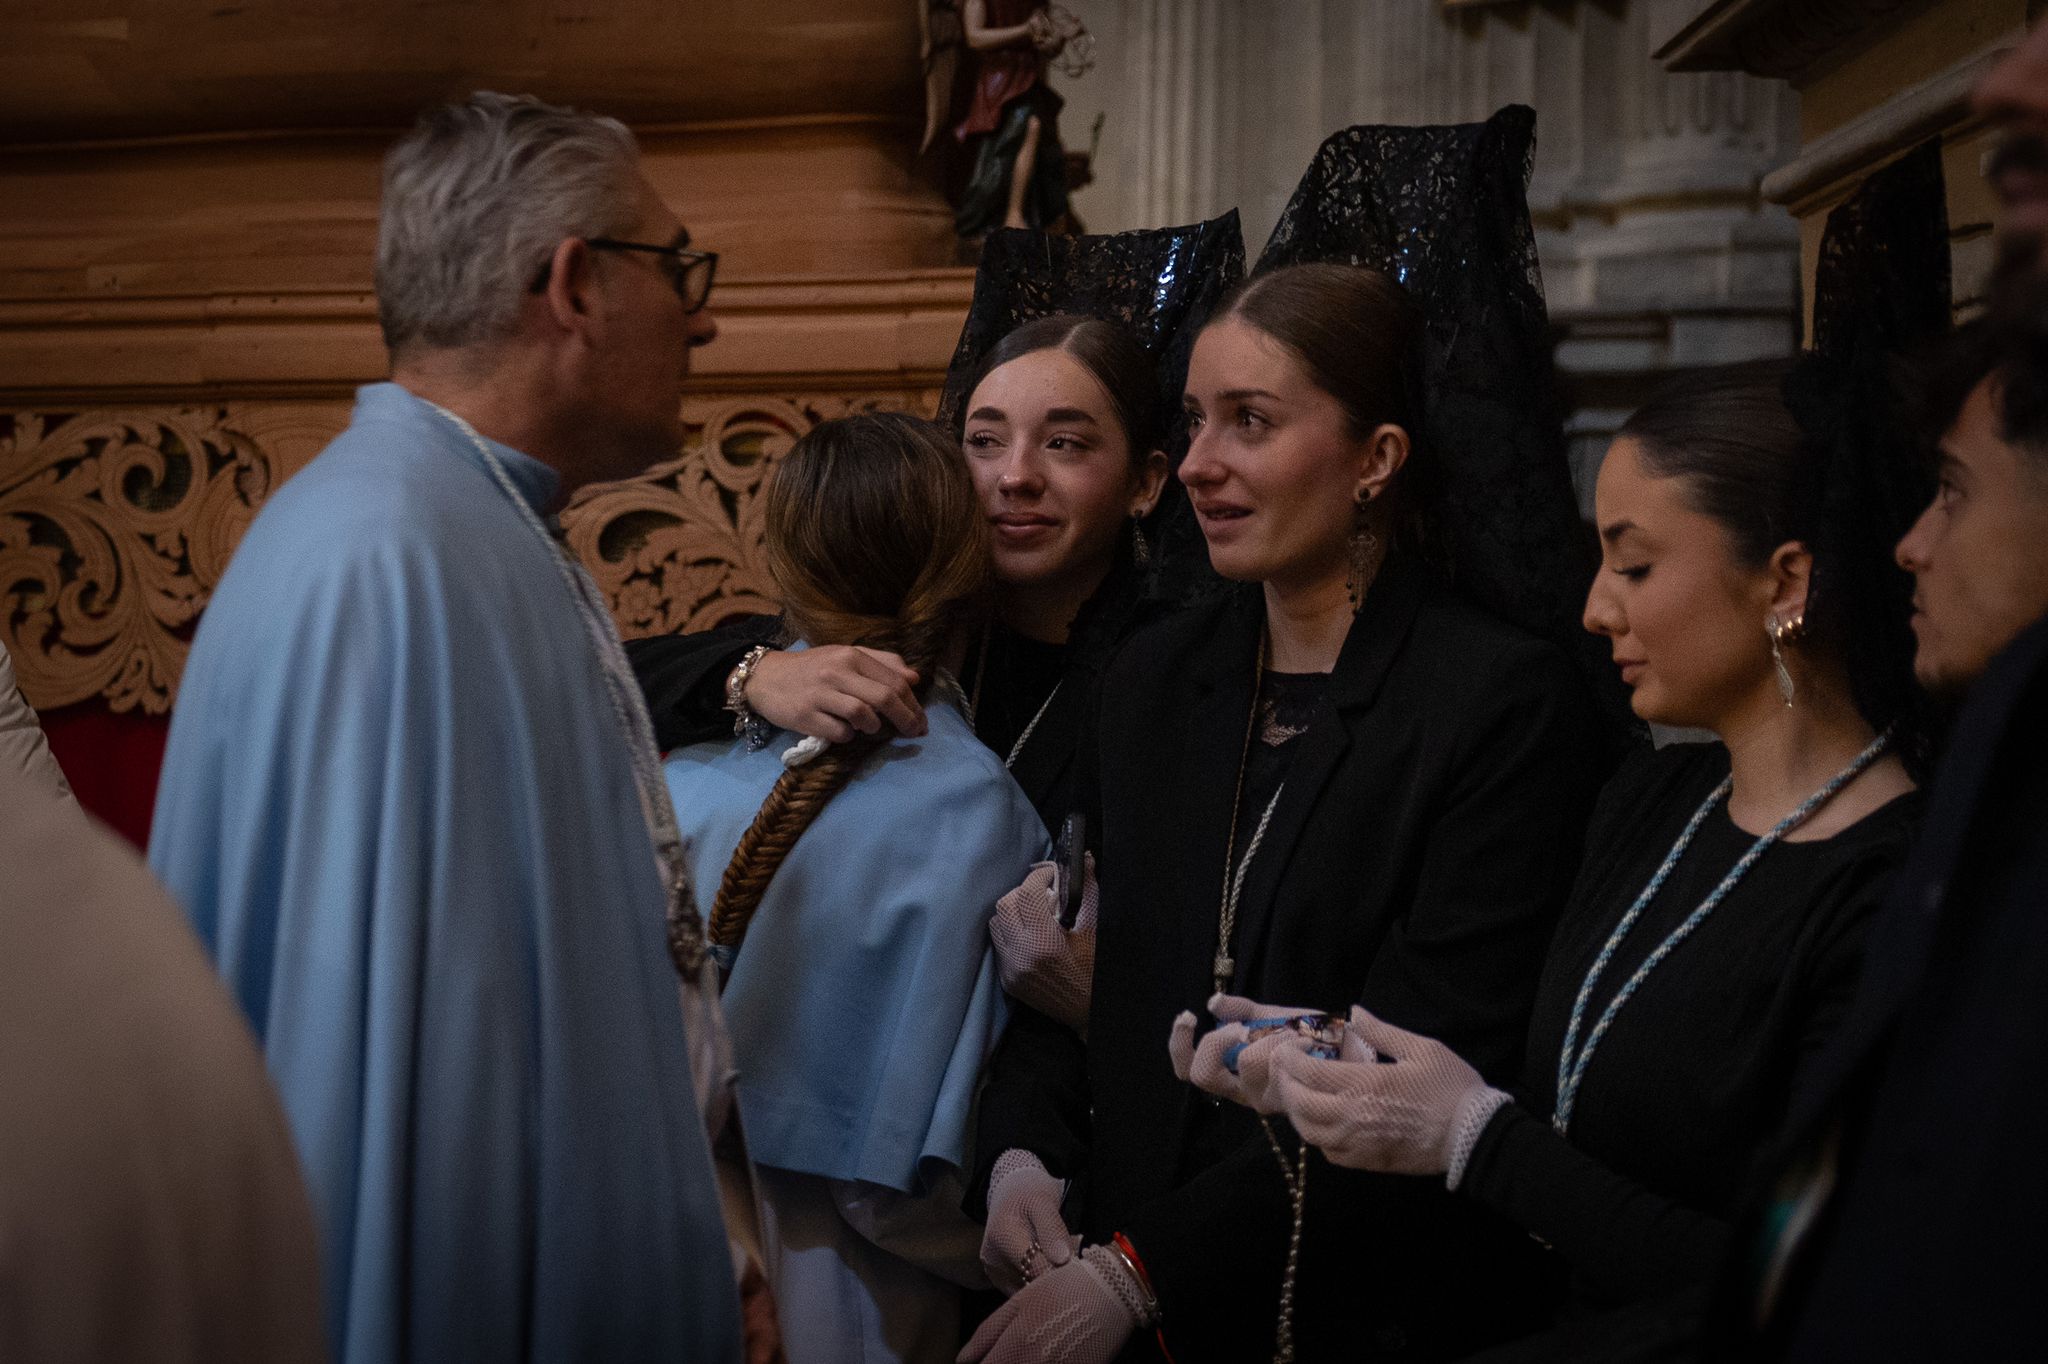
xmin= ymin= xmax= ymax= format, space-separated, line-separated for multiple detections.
xmin=530 ymin=234 xmax=719 ymax=313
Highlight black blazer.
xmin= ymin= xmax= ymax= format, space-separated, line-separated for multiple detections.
xmin=1707 ymin=612 xmax=2048 ymax=1362
xmin=973 ymin=556 xmax=1606 ymax=1362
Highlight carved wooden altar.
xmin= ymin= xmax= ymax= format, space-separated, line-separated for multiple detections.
xmin=0 ymin=2 xmax=975 ymax=837
xmin=0 ymin=0 xmax=975 ymax=720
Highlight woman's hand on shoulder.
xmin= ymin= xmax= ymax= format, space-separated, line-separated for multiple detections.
xmin=744 ymin=645 xmax=925 ymax=743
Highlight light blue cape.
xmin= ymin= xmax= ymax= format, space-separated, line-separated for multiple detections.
xmin=665 ymin=682 xmax=1045 ymax=1194
xmin=149 ymin=383 xmax=743 ymax=1363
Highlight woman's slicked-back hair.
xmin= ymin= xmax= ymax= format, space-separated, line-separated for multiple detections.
xmin=1620 ymin=360 xmax=1812 ymax=569
xmin=1212 ymin=263 xmax=1425 ymax=441
xmin=708 ymin=411 xmax=993 ymax=955
xmin=376 ymin=91 xmax=642 ymax=360
xmin=1618 ymin=357 xmax=1924 ymax=747
xmin=960 ymin=313 xmax=1166 ymax=467
xmin=1206 ymin=263 xmax=1437 ymax=550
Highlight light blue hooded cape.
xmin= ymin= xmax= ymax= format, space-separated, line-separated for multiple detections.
xmin=149 ymin=383 xmax=743 ymax=1363
xmin=664 ymin=680 xmax=1045 ymax=1197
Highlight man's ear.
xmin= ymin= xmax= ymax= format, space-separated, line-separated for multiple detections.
xmin=539 ymin=237 xmax=602 ymax=342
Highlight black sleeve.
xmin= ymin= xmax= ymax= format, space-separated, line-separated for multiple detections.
xmin=1458 ymin=856 xmax=1897 ymax=1306
xmin=965 ymin=1003 xmax=1092 ymax=1220
xmin=1122 ymin=643 xmax=1605 ymax=1355
xmin=1461 ymin=1103 xmax=1730 ymax=1304
xmin=1358 ymin=641 xmax=1605 ymax=1083
xmin=624 ymin=615 xmax=781 ymax=752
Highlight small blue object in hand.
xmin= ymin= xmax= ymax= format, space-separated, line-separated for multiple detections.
xmin=1222 ymin=1013 xmax=1346 ymax=1073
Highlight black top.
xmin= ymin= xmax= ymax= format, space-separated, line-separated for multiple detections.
xmin=972 ymin=557 xmax=1608 ymax=1362
xmin=1460 ymin=742 xmax=1919 ymax=1334
xmin=957 ymin=621 xmax=1070 ymax=772
xmin=1241 ymin=669 xmax=1327 ymax=820
xmin=1703 ymin=613 xmax=2048 ymax=1363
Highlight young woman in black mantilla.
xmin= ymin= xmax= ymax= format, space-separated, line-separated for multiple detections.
xmin=960 ymin=261 xmax=1608 ymax=1364
xmin=1179 ymin=145 xmax=1950 ymax=1364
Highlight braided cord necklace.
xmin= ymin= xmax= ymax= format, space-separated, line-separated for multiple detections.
xmin=1552 ymin=727 xmax=1894 ymax=1135
xmin=965 ymin=624 xmax=1064 ymax=771
xmin=428 ymin=404 xmax=708 ymax=976
xmin=1209 ymin=629 xmax=1305 ymax=1364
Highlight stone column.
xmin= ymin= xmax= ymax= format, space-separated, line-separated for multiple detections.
xmin=1060 ymin=0 xmax=1804 ymax=504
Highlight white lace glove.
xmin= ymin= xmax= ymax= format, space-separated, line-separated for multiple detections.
xmin=1268 ymin=1006 xmax=1511 ymax=1187
xmin=988 ymin=857 xmax=1097 ymax=1033
xmin=958 ymin=1245 xmax=1147 ymax=1363
xmin=980 ymin=1150 xmax=1081 ymax=1296
xmin=1167 ymin=993 xmax=1322 ymax=1115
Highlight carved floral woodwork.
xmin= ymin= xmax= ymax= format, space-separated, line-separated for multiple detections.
xmin=0 ymin=388 xmax=939 ymax=715
xmin=561 ymin=389 xmax=942 ymax=641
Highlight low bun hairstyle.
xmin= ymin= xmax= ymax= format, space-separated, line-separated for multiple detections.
xmin=707 ymin=411 xmax=992 ymax=954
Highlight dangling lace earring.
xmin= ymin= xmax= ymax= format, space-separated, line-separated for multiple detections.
xmin=1768 ymin=612 xmax=1806 ymax=708
xmin=1130 ymin=513 xmax=1150 ymax=568
xmin=1346 ymin=492 xmax=1378 ymax=612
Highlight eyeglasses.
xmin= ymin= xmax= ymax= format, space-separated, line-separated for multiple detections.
xmin=587 ymin=236 xmax=718 ymax=313
xmin=530 ymin=232 xmax=719 ymax=313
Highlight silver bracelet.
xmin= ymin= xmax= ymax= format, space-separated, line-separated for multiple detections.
xmin=1096 ymin=1239 xmax=1161 ymax=1328
xmin=724 ymin=644 xmax=774 ymax=750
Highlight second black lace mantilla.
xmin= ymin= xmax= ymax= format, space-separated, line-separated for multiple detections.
xmin=1786 ymin=138 xmax=1951 ymax=776
xmin=1257 ymin=105 xmax=1620 ymax=735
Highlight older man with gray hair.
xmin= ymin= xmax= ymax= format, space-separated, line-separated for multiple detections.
xmin=149 ymin=92 xmax=744 ymax=1362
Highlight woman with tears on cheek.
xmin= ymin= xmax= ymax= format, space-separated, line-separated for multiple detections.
xmin=962 ymin=262 xmax=1604 ymax=1364
xmin=1181 ymin=361 xmax=1925 ymax=1362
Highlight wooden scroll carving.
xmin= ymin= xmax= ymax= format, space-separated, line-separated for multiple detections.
xmin=0 ymin=387 xmax=939 ymax=713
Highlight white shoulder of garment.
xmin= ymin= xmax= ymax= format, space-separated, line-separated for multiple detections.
xmin=0 ymin=641 xmax=74 ymax=806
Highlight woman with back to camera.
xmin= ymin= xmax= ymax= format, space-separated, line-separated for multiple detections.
xmin=660 ymin=412 xmax=1047 ymax=1363
xmin=632 ymin=314 xmax=1176 ymax=1029
xmin=1181 ymin=361 xmax=1925 ymax=1361
xmin=631 ymin=314 xmax=1168 ymax=828
xmin=962 ymin=261 xmax=1606 ymax=1364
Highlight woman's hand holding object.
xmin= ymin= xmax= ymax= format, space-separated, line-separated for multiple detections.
xmin=989 ymin=858 xmax=1097 ymax=1033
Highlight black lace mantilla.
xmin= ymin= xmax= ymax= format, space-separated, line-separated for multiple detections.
xmin=940 ymin=212 xmax=1248 ymax=440
xmin=1258 ymin=106 xmax=1619 ymax=732
xmin=1788 ymin=138 xmax=1950 ymax=774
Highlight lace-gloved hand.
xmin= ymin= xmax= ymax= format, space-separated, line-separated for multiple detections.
xmin=988 ymin=858 xmax=1097 ymax=1033
xmin=958 ymin=1245 xmax=1147 ymax=1364
xmin=1269 ymin=1006 xmax=1510 ymax=1186
xmin=1167 ymin=993 xmax=1320 ymax=1114
xmin=980 ymin=1150 xmax=1081 ymax=1296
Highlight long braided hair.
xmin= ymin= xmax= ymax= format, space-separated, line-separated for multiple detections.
xmin=706 ymin=411 xmax=993 ymax=956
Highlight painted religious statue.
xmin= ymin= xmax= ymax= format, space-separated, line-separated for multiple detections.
xmin=922 ymin=1 xmax=1093 ymax=239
